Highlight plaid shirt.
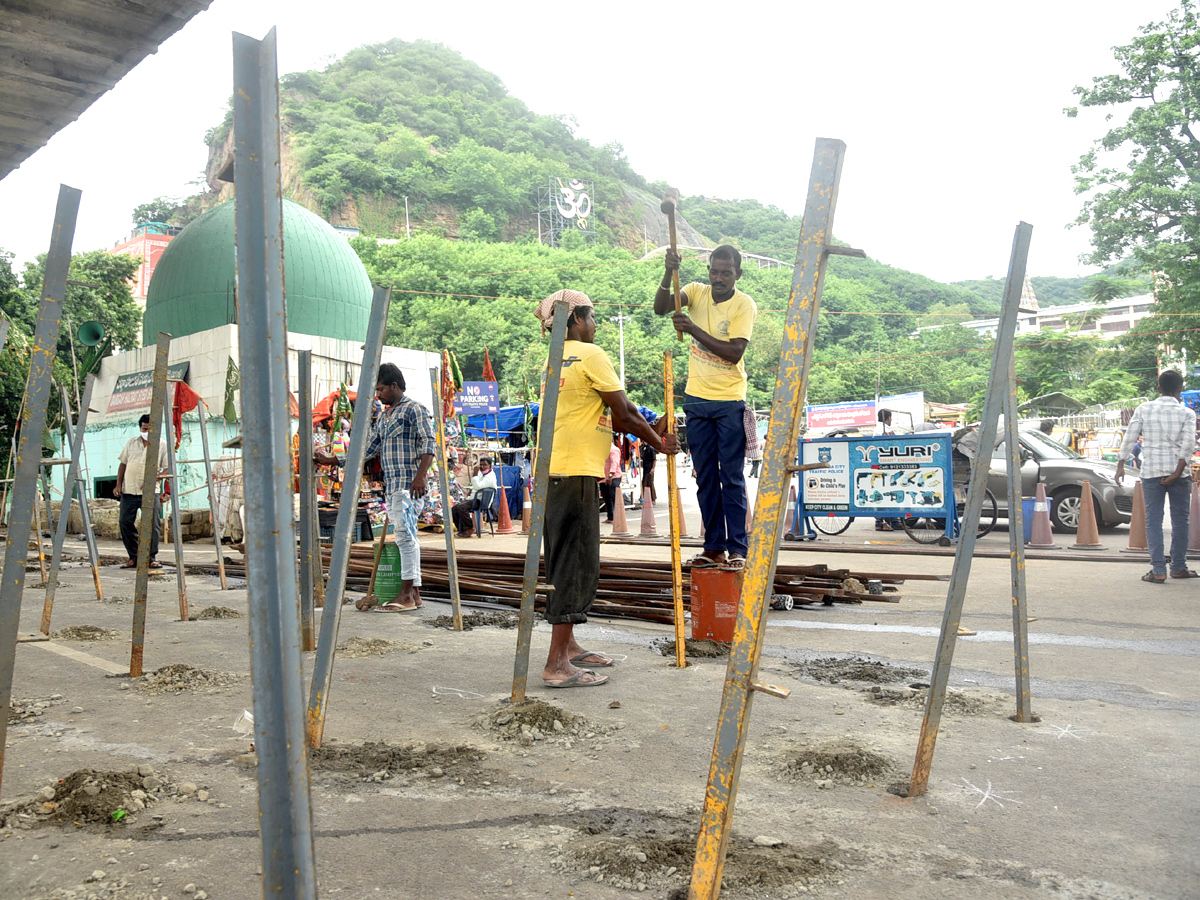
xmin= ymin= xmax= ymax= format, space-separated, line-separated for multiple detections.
xmin=364 ymin=395 xmax=437 ymax=494
xmin=1119 ymin=395 xmax=1197 ymax=480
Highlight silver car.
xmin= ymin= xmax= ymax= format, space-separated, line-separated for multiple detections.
xmin=987 ymin=429 xmax=1135 ymax=533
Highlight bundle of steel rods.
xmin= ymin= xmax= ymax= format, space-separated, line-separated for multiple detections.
xmin=194 ymin=543 xmax=940 ymax=625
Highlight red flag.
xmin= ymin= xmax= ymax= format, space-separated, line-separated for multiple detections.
xmin=441 ymin=350 xmax=456 ymax=421
xmin=481 ymin=347 xmax=497 ymax=383
xmin=172 ymin=382 xmax=201 ymax=450
xmin=289 ymin=391 xmax=300 ymax=419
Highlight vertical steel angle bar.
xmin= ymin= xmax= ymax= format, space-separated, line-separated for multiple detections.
xmin=163 ymin=383 xmax=188 ymax=620
xmin=232 ymin=27 xmax=318 ymax=899
xmin=909 ymin=222 xmax=1033 ymax=798
xmin=1004 ymin=357 xmax=1033 ymax=720
xmin=511 ymin=300 xmax=569 ymax=702
xmin=688 ymin=139 xmax=847 ymax=900
xmin=664 ymin=351 xmax=685 ymax=667
xmin=129 ymin=334 xmax=171 ymax=677
xmin=429 ymin=367 xmax=464 ymax=630
xmin=305 ymin=285 xmax=391 ymax=748
xmin=71 ymin=390 xmax=103 ymax=600
xmin=0 ymin=184 xmax=80 ymax=798
xmin=41 ymin=376 xmax=97 ymax=634
xmin=298 ymin=350 xmax=315 ymax=649
xmin=195 ymin=399 xmax=227 ymax=590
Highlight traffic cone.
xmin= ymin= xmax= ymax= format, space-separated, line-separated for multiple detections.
xmin=1028 ymin=482 xmax=1057 ymax=549
xmin=495 ymin=474 xmax=518 ymax=535
xmin=674 ymin=484 xmax=689 ymax=537
xmin=639 ymin=487 xmax=658 ymax=536
xmin=611 ymin=486 xmax=631 ymax=536
xmin=520 ymin=484 xmax=531 ymax=534
xmin=1122 ymin=479 xmax=1147 ymax=554
xmin=1070 ymin=479 xmax=1104 ymax=550
xmin=1189 ymin=481 xmax=1200 ymax=553
xmin=783 ymin=484 xmax=797 ymax=536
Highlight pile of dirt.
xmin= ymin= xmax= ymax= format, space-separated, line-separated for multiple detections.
xmin=655 ymin=638 xmax=730 ymax=659
xmin=308 ymin=741 xmax=487 ymax=784
xmin=476 ymin=699 xmax=623 ymax=747
xmin=842 ymin=577 xmax=866 ymax=593
xmin=50 ymin=625 xmax=118 ymax=641
xmin=867 ymin=684 xmax=1008 ymax=716
xmin=193 ymin=606 xmax=243 ymax=619
xmin=336 ymin=637 xmax=416 ymax=658
xmin=792 ymin=656 xmax=927 ymax=685
xmin=431 ymin=611 xmax=519 ymax=630
xmin=8 ymin=695 xmax=65 ymax=725
xmin=554 ymin=809 xmax=843 ymax=895
xmin=779 ymin=741 xmax=894 ymax=786
xmin=136 ymin=664 xmax=241 ymax=694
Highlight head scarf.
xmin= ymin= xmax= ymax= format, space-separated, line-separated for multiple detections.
xmin=534 ymin=289 xmax=592 ymax=336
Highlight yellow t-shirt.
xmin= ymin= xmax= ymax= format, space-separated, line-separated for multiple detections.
xmin=547 ymin=340 xmax=622 ymax=477
xmin=681 ymin=282 xmax=756 ymax=401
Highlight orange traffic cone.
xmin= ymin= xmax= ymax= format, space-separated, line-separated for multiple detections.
xmin=1028 ymin=482 xmax=1057 ymax=549
xmin=520 ymin=484 xmax=531 ymax=534
xmin=783 ymin=484 xmax=797 ymax=536
xmin=611 ymin=485 xmax=631 ymax=536
xmin=1189 ymin=481 xmax=1200 ymax=553
xmin=674 ymin=484 xmax=689 ymax=537
xmin=1071 ymin=479 xmax=1104 ymax=550
xmin=495 ymin=472 xmax=518 ymax=535
xmin=639 ymin=487 xmax=658 ymax=536
xmin=1122 ymin=479 xmax=1148 ymax=554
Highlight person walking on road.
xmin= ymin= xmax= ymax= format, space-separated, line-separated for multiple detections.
xmin=1117 ymin=369 xmax=1198 ymax=584
xmin=114 ymin=413 xmax=167 ymax=570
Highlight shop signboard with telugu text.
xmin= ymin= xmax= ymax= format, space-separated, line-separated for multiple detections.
xmin=453 ymin=381 xmax=500 ymax=415
xmin=106 ymin=362 xmax=190 ymax=414
xmin=805 ymin=400 xmax=876 ymax=431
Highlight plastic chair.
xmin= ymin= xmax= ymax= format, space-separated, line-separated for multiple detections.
xmin=471 ymin=487 xmax=498 ymax=537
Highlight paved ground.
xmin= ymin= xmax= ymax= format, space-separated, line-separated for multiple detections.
xmin=0 ymin=516 xmax=1196 ymax=900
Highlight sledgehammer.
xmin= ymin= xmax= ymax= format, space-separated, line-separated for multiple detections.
xmin=661 ymin=188 xmax=684 ymax=342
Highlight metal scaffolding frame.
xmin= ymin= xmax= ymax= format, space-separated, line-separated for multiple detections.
xmin=537 ymin=177 xmax=597 ymax=247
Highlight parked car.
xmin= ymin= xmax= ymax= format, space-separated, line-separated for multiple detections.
xmin=986 ymin=429 xmax=1134 ymax=532
xmin=1080 ymin=427 xmax=1125 ymax=463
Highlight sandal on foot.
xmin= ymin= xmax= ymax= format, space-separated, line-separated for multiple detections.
xmin=544 ymin=670 xmax=608 ymax=689
xmin=687 ymin=554 xmax=724 ymax=568
xmin=1142 ymin=571 xmax=1167 ymax=584
xmin=376 ymin=601 xmax=419 ymax=612
xmin=148 ymin=561 xmax=163 ymax=570
xmin=1170 ymin=568 xmax=1200 ymax=578
xmin=120 ymin=559 xmax=137 ymax=569
xmin=570 ymin=651 xmax=614 ymax=668
xmin=721 ymin=555 xmax=747 ymax=571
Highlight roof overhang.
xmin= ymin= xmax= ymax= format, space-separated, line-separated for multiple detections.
xmin=0 ymin=0 xmax=214 ymax=182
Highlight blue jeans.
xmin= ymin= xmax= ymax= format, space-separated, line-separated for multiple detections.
xmin=683 ymin=395 xmax=748 ymax=557
xmin=1142 ymin=476 xmax=1192 ymax=576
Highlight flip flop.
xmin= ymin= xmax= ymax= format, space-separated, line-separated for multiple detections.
xmin=148 ymin=561 xmax=163 ymax=570
xmin=120 ymin=560 xmax=137 ymax=569
xmin=570 ymin=651 xmax=614 ymax=668
xmin=721 ymin=555 xmax=747 ymax=571
xmin=687 ymin=554 xmax=724 ymax=568
xmin=1170 ymin=569 xmax=1200 ymax=578
xmin=1142 ymin=571 xmax=1167 ymax=584
xmin=376 ymin=601 xmax=419 ymax=612
xmin=544 ymin=670 xmax=608 ymax=689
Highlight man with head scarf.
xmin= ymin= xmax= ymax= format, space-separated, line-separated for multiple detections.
xmin=533 ymin=290 xmax=679 ymax=687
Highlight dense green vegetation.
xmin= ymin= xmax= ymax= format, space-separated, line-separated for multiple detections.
xmin=954 ymin=266 xmax=1151 ymax=309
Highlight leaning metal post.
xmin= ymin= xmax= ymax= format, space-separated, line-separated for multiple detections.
xmin=305 ymin=285 xmax=392 ymax=748
xmin=195 ymin=398 xmax=227 ymax=590
xmin=429 ymin=367 xmax=464 ymax=630
xmin=511 ymin=299 xmax=569 ymax=702
xmin=0 ymin=185 xmax=80 ymax=798
xmin=298 ymin=350 xmax=316 ymax=650
xmin=233 ymin=27 xmax=318 ymax=898
xmin=689 ymin=139 xmax=848 ymax=900
xmin=69 ymin=389 xmax=104 ymax=602
xmin=1004 ymin=343 xmax=1033 ymax=720
xmin=129 ymin=333 xmax=171 ymax=677
xmin=163 ymin=382 xmax=189 ymax=620
xmin=909 ymin=222 xmax=1033 ymax=798
xmin=41 ymin=376 xmax=98 ymax=634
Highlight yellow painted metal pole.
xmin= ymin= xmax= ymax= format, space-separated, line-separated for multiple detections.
xmin=664 ymin=351 xmax=686 ymax=668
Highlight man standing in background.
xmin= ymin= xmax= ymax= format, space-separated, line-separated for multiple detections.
xmin=114 ymin=413 xmax=167 ymax=570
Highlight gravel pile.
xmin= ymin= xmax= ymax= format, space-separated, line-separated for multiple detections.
xmin=193 ymin=606 xmax=243 ymax=619
xmin=476 ymin=699 xmax=623 ymax=748
xmin=135 ymin=664 xmax=242 ymax=694
xmin=51 ymin=625 xmax=119 ymax=641
xmin=8 ymin=695 xmax=65 ymax=724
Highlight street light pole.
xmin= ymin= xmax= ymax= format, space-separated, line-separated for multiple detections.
xmin=610 ymin=311 xmax=632 ymax=385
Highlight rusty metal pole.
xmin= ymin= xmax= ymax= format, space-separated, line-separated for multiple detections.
xmin=129 ymin=333 xmax=171 ymax=677
xmin=511 ymin=299 xmax=568 ymax=702
xmin=297 ymin=350 xmax=315 ymax=649
xmin=1004 ymin=321 xmax=1032 ymax=721
xmin=689 ymin=140 xmax=850 ymax=900
xmin=909 ymin=222 xmax=1033 ymax=798
xmin=429 ymin=367 xmax=464 ymax=630
xmin=163 ymin=382 xmax=188 ymax=620
xmin=0 ymin=185 xmax=80 ymax=798
xmin=196 ymin=398 xmax=228 ymax=590
xmin=664 ymin=351 xmax=686 ymax=668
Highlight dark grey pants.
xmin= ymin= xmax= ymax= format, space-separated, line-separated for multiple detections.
xmin=543 ymin=476 xmax=599 ymax=625
xmin=119 ymin=493 xmax=161 ymax=561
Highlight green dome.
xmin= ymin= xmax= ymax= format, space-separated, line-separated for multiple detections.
xmin=142 ymin=199 xmax=373 ymax=345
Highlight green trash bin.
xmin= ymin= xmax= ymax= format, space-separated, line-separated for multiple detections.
xmin=372 ymin=540 xmax=404 ymax=604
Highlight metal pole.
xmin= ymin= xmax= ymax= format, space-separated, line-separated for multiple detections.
xmin=232 ymin=27 xmax=317 ymax=899
xmin=305 ymin=285 xmax=391 ymax=749
xmin=31 ymin=474 xmax=48 ymax=584
xmin=40 ymin=376 xmax=97 ymax=634
xmin=1004 ymin=342 xmax=1032 ymax=721
xmin=73 ymin=400 xmax=104 ymax=603
xmin=429 ymin=367 xmax=464 ymax=629
xmin=0 ymin=184 xmax=80 ymax=798
xmin=195 ymin=399 xmax=228 ymax=590
xmin=689 ymin=140 xmax=848 ymax=900
xmin=510 ymin=299 xmax=568 ymax=702
xmin=664 ymin=351 xmax=686 ymax=668
xmin=163 ymin=383 xmax=189 ymax=620
xmin=909 ymin=222 xmax=1033 ymax=798
xmin=298 ymin=350 xmax=315 ymax=650
xmin=129 ymin=333 xmax=171 ymax=677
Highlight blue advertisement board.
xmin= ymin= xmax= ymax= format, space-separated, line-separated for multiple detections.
xmin=798 ymin=434 xmax=954 ymax=520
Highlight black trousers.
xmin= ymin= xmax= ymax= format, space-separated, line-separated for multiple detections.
xmin=119 ymin=493 xmax=161 ymax=561
xmin=598 ymin=479 xmax=617 ymax=520
xmin=543 ymin=476 xmax=599 ymax=625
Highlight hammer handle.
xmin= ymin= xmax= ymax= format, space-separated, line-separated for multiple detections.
xmin=666 ymin=211 xmax=683 ymax=342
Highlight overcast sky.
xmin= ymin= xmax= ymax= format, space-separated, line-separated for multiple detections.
xmin=0 ymin=0 xmax=1179 ymax=283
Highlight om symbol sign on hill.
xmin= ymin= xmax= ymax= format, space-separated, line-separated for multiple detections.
xmin=555 ymin=178 xmax=592 ymax=229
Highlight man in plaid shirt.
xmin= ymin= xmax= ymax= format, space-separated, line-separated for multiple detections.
xmin=364 ymin=363 xmax=436 ymax=609
xmin=1117 ymin=369 xmax=1198 ymax=583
